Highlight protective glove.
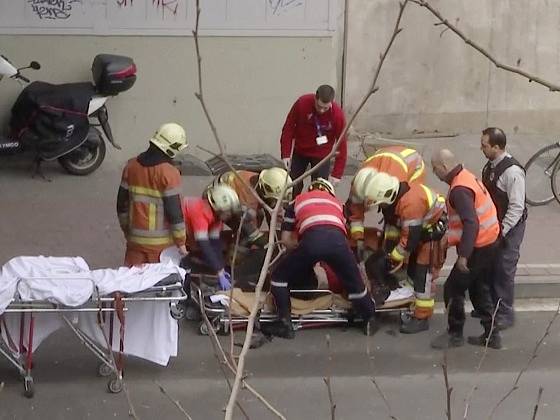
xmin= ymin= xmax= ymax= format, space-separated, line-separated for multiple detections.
xmin=282 ymin=158 xmax=291 ymax=170
xmin=217 ymin=270 xmax=232 ymax=290
xmin=328 ymin=176 xmax=341 ymax=187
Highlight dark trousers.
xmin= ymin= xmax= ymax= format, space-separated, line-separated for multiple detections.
xmin=492 ymin=220 xmax=526 ymax=323
xmin=271 ymin=226 xmax=375 ymax=320
xmin=290 ymin=152 xmax=331 ymax=197
xmin=444 ymin=242 xmax=498 ymax=336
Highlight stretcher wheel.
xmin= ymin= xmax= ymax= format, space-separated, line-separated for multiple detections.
xmin=98 ymin=362 xmax=113 ymax=377
xmin=107 ymin=377 xmax=123 ymax=394
xmin=199 ymin=321 xmax=210 ymax=336
xmin=170 ymin=303 xmax=186 ymax=320
xmin=23 ymin=377 xmax=35 ymax=398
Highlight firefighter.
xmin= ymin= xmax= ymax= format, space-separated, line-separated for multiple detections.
xmin=262 ymin=178 xmax=376 ymax=339
xmin=117 ymin=122 xmax=188 ymax=267
xmin=211 ymin=167 xmax=293 ymax=248
xmin=182 ymin=184 xmax=242 ymax=290
xmin=347 ymin=146 xmax=426 ymax=257
xmin=361 ymin=172 xmax=448 ymax=334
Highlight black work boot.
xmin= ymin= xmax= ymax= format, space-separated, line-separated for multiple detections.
xmin=467 ymin=331 xmax=502 ymax=349
xmin=261 ymin=318 xmax=295 ymax=339
xmin=400 ymin=317 xmax=429 ymax=334
xmin=431 ymin=332 xmax=464 ymax=349
xmin=470 ymin=309 xmax=482 ymax=319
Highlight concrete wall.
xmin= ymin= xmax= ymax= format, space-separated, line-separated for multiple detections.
xmin=344 ymin=0 xmax=560 ymax=136
xmin=0 ymin=32 xmax=342 ymax=168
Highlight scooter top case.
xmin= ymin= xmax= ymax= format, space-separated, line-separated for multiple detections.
xmin=10 ymin=81 xmax=95 ymax=161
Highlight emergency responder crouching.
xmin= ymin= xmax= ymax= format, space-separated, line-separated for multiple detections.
xmin=262 ymin=178 xmax=376 ymax=339
xmin=360 ymin=172 xmax=448 ymax=334
xmin=182 ymin=184 xmax=242 ymax=290
xmin=212 ymin=167 xmax=293 ymax=249
xmin=117 ymin=122 xmax=188 ymax=266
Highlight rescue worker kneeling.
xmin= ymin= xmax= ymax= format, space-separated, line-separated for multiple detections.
xmin=262 ymin=178 xmax=376 ymax=339
xmin=361 ymin=173 xmax=447 ymax=334
xmin=212 ymin=167 xmax=293 ymax=250
xmin=182 ymin=184 xmax=241 ymax=291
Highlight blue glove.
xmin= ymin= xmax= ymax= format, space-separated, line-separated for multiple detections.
xmin=218 ymin=270 xmax=232 ymax=290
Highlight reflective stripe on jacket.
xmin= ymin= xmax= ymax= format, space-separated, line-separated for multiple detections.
xmin=447 ymin=168 xmax=499 ymax=248
xmin=294 ymin=190 xmax=346 ymax=235
xmin=118 ymin=158 xmax=186 ymax=248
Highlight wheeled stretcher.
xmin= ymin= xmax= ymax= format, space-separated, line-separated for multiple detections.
xmin=185 ymin=271 xmax=415 ymax=336
xmin=0 ymin=257 xmax=188 ymax=398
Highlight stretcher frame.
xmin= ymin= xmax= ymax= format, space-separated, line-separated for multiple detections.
xmin=0 ymin=274 xmax=188 ymax=398
xmin=185 ymin=273 xmax=414 ymax=336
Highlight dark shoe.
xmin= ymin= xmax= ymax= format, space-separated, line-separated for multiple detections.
xmin=470 ymin=309 xmax=481 ymax=319
xmin=431 ymin=332 xmax=464 ymax=349
xmin=260 ymin=319 xmax=295 ymax=339
xmin=467 ymin=332 xmax=502 ymax=349
xmin=400 ymin=318 xmax=429 ymax=334
xmin=495 ymin=316 xmax=515 ymax=331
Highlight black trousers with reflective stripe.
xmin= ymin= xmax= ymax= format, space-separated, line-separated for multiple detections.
xmin=271 ymin=226 xmax=375 ymax=320
xmin=290 ymin=153 xmax=331 ymax=198
xmin=444 ymin=241 xmax=498 ymax=336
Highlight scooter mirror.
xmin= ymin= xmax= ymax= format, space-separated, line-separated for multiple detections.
xmin=30 ymin=61 xmax=41 ymax=70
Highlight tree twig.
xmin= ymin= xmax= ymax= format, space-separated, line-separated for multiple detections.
xmin=443 ymin=351 xmax=453 ymax=420
xmin=371 ymin=379 xmax=400 ymax=420
xmin=488 ymin=301 xmax=560 ymax=419
xmin=288 ymin=0 xmax=409 ymax=188
xmin=410 ymin=0 xmax=560 ymax=92
xmin=156 ymin=381 xmax=194 ymax=420
xmin=323 ymin=334 xmax=337 ymax=420
xmin=463 ymin=299 xmax=502 ymax=419
xmin=229 ymin=211 xmax=247 ymax=358
xmin=531 ymin=387 xmax=544 ymax=420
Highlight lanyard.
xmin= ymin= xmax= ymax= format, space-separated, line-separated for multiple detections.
xmin=313 ymin=114 xmax=323 ymax=137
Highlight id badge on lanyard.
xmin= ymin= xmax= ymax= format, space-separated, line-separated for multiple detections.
xmin=314 ymin=115 xmax=328 ymax=146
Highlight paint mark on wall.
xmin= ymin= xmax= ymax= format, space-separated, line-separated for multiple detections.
xmin=28 ymin=0 xmax=82 ymax=20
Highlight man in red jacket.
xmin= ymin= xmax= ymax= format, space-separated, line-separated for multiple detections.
xmin=280 ymin=85 xmax=348 ymax=197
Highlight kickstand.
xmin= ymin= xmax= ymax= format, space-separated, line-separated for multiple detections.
xmin=31 ymin=158 xmax=51 ymax=182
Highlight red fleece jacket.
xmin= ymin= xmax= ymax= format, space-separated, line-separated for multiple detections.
xmin=279 ymin=93 xmax=347 ymax=179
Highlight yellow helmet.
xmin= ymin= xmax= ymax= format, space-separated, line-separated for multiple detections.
xmin=308 ymin=177 xmax=336 ymax=196
xmin=352 ymin=167 xmax=379 ymax=201
xmin=363 ymin=172 xmax=400 ymax=206
xmin=149 ymin=123 xmax=188 ymax=158
xmin=256 ymin=167 xmax=293 ymax=202
xmin=206 ymin=184 xmax=241 ymax=213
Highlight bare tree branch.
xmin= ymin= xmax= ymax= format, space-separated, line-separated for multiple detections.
xmin=463 ymin=299 xmax=502 ymax=420
xmin=531 ymin=387 xmax=544 ymax=420
xmin=443 ymin=351 xmax=453 ymax=420
xmin=488 ymin=301 xmax=560 ymax=419
xmin=229 ymin=211 xmax=247 ymax=358
xmin=288 ymin=0 xmax=409 ymax=188
xmin=156 ymin=381 xmax=194 ymax=420
xmin=371 ymin=379 xmax=400 ymax=420
xmin=410 ymin=0 xmax=560 ymax=92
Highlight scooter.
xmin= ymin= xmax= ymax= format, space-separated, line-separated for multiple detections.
xmin=0 ymin=53 xmax=136 ymax=177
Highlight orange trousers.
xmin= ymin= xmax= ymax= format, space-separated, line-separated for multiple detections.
xmin=124 ymin=244 xmax=163 ymax=267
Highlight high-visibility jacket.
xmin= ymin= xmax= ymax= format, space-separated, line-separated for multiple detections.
xmin=292 ymin=190 xmax=346 ymax=236
xmin=447 ymin=168 xmax=499 ymax=248
xmin=182 ymin=197 xmax=223 ymax=250
xmin=389 ymin=184 xmax=446 ymax=262
xmin=118 ymin=158 xmax=186 ymax=250
xmin=348 ymin=146 xmax=426 ymax=240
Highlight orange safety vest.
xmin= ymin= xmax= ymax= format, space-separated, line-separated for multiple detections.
xmin=119 ymin=158 xmax=186 ymax=249
xmin=364 ymin=146 xmax=426 ymax=184
xmin=447 ymin=168 xmax=499 ymax=248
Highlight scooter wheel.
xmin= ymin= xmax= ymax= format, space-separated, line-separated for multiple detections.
xmin=58 ymin=132 xmax=106 ymax=176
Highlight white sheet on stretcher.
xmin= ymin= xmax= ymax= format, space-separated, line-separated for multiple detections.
xmin=0 ymin=256 xmax=185 ymax=366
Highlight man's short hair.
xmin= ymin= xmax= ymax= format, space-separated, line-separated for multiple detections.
xmin=482 ymin=127 xmax=507 ymax=149
xmin=315 ymin=85 xmax=335 ymax=103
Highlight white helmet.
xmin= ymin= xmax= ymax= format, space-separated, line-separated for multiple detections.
xmin=207 ymin=184 xmax=241 ymax=213
xmin=308 ymin=177 xmax=336 ymax=196
xmin=352 ymin=167 xmax=378 ymax=201
xmin=257 ymin=167 xmax=293 ymax=202
xmin=363 ymin=173 xmax=400 ymax=206
xmin=150 ymin=122 xmax=188 ymax=158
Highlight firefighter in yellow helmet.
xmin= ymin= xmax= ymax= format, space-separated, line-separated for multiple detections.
xmin=117 ymin=122 xmax=188 ymax=266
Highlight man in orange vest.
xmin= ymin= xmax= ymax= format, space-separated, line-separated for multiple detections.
xmin=347 ymin=146 xmax=426 ymax=257
xmin=262 ymin=178 xmax=376 ymax=339
xmin=117 ymin=123 xmax=188 ymax=266
xmin=430 ymin=149 xmax=502 ymax=350
xmin=360 ymin=172 xmax=447 ymax=334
